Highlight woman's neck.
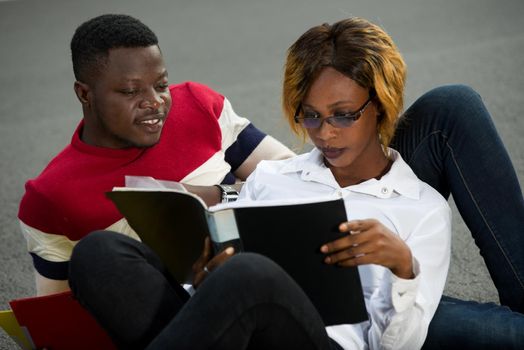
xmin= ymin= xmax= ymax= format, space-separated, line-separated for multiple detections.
xmin=329 ymin=146 xmax=391 ymax=188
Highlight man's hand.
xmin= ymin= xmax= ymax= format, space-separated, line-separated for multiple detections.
xmin=192 ymin=237 xmax=235 ymax=288
xmin=183 ymin=183 xmax=244 ymax=207
xmin=183 ymin=184 xmax=222 ymax=207
xmin=320 ymin=219 xmax=414 ymax=279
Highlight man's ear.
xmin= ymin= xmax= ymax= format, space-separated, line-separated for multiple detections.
xmin=74 ymin=81 xmax=91 ymax=106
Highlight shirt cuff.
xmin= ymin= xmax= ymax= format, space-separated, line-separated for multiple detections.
xmin=182 ymin=283 xmax=196 ymax=296
xmin=390 ymin=257 xmax=420 ymax=313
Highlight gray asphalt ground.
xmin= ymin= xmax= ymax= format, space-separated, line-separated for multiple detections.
xmin=1 ymin=0 xmax=523 ymax=348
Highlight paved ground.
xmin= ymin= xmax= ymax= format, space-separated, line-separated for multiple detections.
xmin=1 ymin=0 xmax=523 ymax=348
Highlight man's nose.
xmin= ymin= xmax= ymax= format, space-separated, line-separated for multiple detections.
xmin=140 ymin=89 xmax=164 ymax=109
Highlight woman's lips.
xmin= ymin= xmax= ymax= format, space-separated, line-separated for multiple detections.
xmin=321 ymin=147 xmax=345 ymax=159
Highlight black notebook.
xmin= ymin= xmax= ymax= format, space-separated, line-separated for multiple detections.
xmin=107 ymin=188 xmax=368 ymax=325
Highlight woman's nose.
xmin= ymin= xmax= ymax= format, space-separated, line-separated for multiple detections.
xmin=314 ymin=119 xmax=337 ymax=141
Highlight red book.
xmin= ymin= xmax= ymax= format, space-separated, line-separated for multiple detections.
xmin=8 ymin=291 xmax=116 ymax=350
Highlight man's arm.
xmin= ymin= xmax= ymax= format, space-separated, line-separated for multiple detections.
xmin=183 ymin=184 xmax=222 ymax=207
xmin=212 ymin=94 xmax=294 ymax=181
xmin=35 ymin=271 xmax=70 ymax=296
xmin=233 ymin=135 xmax=295 ymax=181
xmin=19 ymin=221 xmax=74 ymax=296
xmin=184 ymin=134 xmax=294 ymax=206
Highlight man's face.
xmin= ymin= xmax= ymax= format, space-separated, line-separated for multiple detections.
xmin=83 ymin=45 xmax=172 ymax=148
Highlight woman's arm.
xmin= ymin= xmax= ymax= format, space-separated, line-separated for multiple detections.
xmin=322 ymin=204 xmax=451 ymax=350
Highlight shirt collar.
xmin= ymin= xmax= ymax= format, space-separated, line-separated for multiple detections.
xmin=279 ymin=147 xmax=421 ymax=200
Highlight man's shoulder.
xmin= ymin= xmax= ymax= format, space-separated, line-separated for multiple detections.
xmin=169 ymin=81 xmax=225 ymax=116
xmin=20 ymin=151 xmax=101 ymax=214
xmin=170 ymin=81 xmax=223 ymax=99
xmin=19 ymin=151 xmax=122 ymax=240
xmin=27 ymin=139 xmax=86 ymax=186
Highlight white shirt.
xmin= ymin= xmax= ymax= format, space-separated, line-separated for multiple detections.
xmin=239 ymin=148 xmax=451 ymax=350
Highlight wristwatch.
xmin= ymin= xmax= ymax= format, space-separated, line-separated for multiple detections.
xmin=215 ymin=184 xmax=239 ymax=203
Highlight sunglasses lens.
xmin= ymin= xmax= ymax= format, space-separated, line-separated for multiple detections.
xmin=302 ymin=119 xmax=321 ymax=128
xmin=298 ymin=116 xmax=356 ymax=128
xmin=330 ymin=117 xmax=354 ymax=128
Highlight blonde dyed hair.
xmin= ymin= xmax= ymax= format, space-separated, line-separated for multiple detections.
xmin=282 ymin=17 xmax=406 ymax=147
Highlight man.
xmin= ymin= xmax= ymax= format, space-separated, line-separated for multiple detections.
xmin=18 ymin=14 xmax=293 ymax=296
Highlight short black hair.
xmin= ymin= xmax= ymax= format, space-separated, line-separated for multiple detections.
xmin=71 ymin=14 xmax=159 ymax=82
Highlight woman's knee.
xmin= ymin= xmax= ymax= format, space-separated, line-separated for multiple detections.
xmin=407 ymin=84 xmax=493 ymax=134
xmin=419 ymin=84 xmax=480 ymax=107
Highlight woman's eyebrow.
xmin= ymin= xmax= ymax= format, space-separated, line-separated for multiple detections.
xmin=302 ymin=100 xmax=358 ymax=110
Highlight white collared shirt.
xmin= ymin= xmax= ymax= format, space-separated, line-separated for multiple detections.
xmin=239 ymin=148 xmax=451 ymax=350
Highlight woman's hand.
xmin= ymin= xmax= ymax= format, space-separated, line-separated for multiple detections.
xmin=320 ymin=219 xmax=414 ymax=279
xmin=192 ymin=237 xmax=235 ymax=288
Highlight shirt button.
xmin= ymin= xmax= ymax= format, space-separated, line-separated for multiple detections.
xmin=381 ymin=187 xmax=389 ymax=194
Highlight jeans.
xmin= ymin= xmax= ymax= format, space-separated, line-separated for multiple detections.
xmin=69 ymin=231 xmax=342 ymax=350
xmin=391 ymin=85 xmax=524 ymax=348
xmin=423 ymin=296 xmax=524 ymax=349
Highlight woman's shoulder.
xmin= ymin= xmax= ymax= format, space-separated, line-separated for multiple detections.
xmin=388 ymin=148 xmax=449 ymax=208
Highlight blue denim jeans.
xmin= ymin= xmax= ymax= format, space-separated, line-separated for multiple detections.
xmin=69 ymin=231 xmax=342 ymax=350
xmin=424 ymin=296 xmax=524 ymax=349
xmin=391 ymin=85 xmax=524 ymax=348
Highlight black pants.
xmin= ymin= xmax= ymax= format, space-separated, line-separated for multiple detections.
xmin=69 ymin=231 xmax=343 ymax=350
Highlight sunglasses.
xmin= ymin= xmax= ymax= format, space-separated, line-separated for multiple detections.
xmin=294 ymin=95 xmax=374 ymax=129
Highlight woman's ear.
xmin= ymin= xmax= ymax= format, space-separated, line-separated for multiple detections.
xmin=74 ymin=81 xmax=91 ymax=106
xmin=372 ymin=97 xmax=385 ymax=119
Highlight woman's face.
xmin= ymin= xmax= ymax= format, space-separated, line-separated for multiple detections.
xmin=302 ymin=67 xmax=385 ymax=185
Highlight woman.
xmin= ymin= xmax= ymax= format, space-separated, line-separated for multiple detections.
xmin=70 ymin=17 xmax=524 ymax=349
xmin=238 ymin=17 xmax=450 ymax=349
xmin=242 ymin=18 xmax=450 ymax=349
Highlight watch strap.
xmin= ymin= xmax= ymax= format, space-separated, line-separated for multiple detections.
xmin=215 ymin=184 xmax=239 ymax=203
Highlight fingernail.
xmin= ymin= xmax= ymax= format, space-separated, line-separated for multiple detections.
xmin=324 ymin=256 xmax=331 ymax=264
xmin=225 ymin=247 xmax=234 ymax=255
xmin=320 ymin=245 xmax=328 ymax=253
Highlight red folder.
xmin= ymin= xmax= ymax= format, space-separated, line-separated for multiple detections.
xmin=9 ymin=291 xmax=116 ymax=350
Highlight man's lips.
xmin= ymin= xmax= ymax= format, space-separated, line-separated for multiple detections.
xmin=135 ymin=113 xmax=166 ymax=132
xmin=138 ymin=118 xmax=163 ymax=125
xmin=320 ymin=147 xmax=345 ymax=159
